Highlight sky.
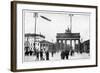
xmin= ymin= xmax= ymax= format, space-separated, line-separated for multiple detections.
xmin=24 ymin=10 xmax=90 ymax=43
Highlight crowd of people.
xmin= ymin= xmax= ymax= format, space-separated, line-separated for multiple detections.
xmin=25 ymin=46 xmax=76 ymax=61
xmin=35 ymin=49 xmax=50 ymax=61
xmin=25 ymin=47 xmax=50 ymax=61
xmin=60 ymin=50 xmax=74 ymax=60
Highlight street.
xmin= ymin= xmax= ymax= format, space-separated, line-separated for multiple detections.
xmin=24 ymin=52 xmax=90 ymax=62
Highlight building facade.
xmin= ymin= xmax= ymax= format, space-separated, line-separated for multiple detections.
xmin=80 ymin=40 xmax=90 ymax=53
xmin=56 ymin=30 xmax=80 ymax=52
xmin=40 ymin=40 xmax=54 ymax=52
xmin=24 ymin=33 xmax=45 ymax=53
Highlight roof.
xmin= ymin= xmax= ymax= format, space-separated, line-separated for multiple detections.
xmin=82 ymin=40 xmax=90 ymax=44
xmin=56 ymin=33 xmax=80 ymax=38
xmin=40 ymin=40 xmax=53 ymax=44
xmin=25 ymin=33 xmax=45 ymax=38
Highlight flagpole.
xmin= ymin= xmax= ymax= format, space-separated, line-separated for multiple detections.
xmin=34 ymin=12 xmax=37 ymax=35
xmin=34 ymin=12 xmax=38 ymax=52
xmin=69 ymin=14 xmax=73 ymax=33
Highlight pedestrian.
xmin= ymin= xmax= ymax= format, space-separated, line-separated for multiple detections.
xmin=29 ymin=50 xmax=33 ymax=56
xmin=51 ymin=51 xmax=54 ymax=57
xmin=46 ymin=51 xmax=49 ymax=60
xmin=36 ymin=49 xmax=39 ymax=60
xmin=40 ymin=49 xmax=43 ymax=60
xmin=25 ymin=46 xmax=29 ymax=56
xmin=25 ymin=51 xmax=29 ymax=56
xmin=61 ymin=51 xmax=65 ymax=60
xmin=70 ymin=50 xmax=74 ymax=56
xmin=65 ymin=50 xmax=69 ymax=59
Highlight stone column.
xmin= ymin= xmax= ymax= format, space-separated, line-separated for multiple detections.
xmin=74 ymin=40 xmax=76 ymax=51
xmin=70 ymin=39 xmax=72 ymax=50
xmin=66 ymin=40 xmax=67 ymax=45
xmin=65 ymin=39 xmax=67 ymax=50
xmin=78 ymin=39 xmax=80 ymax=52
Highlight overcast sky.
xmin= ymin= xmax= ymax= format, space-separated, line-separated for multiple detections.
xmin=24 ymin=11 xmax=90 ymax=43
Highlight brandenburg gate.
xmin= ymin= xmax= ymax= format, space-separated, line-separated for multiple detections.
xmin=56 ymin=29 xmax=80 ymax=52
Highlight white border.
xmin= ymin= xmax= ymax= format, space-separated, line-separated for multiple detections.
xmin=17 ymin=3 xmax=96 ymax=69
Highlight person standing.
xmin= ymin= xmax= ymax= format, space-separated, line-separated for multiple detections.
xmin=45 ymin=51 xmax=49 ymax=60
xmin=40 ymin=49 xmax=43 ymax=60
xmin=65 ymin=50 xmax=69 ymax=59
xmin=70 ymin=50 xmax=74 ymax=56
xmin=51 ymin=51 xmax=54 ymax=57
xmin=36 ymin=49 xmax=39 ymax=60
xmin=61 ymin=51 xmax=65 ymax=60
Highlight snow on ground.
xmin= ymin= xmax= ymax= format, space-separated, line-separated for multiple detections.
xmin=24 ymin=52 xmax=90 ymax=62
